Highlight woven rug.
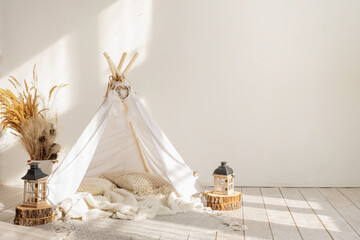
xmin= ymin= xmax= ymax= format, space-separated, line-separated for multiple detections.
xmin=54 ymin=211 xmax=243 ymax=240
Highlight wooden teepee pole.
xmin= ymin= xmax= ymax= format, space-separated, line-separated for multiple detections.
xmin=123 ymin=52 xmax=139 ymax=75
xmin=122 ymin=53 xmax=148 ymax=171
xmin=103 ymin=52 xmax=121 ymax=78
xmin=123 ymin=102 xmax=149 ymax=172
xmin=118 ymin=52 xmax=128 ymax=71
xmin=130 ymin=121 xmax=149 ymax=172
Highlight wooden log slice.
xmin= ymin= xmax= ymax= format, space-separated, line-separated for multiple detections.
xmin=205 ymin=191 xmax=242 ymax=211
xmin=14 ymin=204 xmax=54 ymax=226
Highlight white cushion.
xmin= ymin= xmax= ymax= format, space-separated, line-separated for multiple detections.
xmin=101 ymin=170 xmax=172 ymax=195
xmin=77 ymin=178 xmax=116 ymax=196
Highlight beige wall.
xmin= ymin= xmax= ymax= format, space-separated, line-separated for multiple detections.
xmin=1 ymin=0 xmax=360 ymax=186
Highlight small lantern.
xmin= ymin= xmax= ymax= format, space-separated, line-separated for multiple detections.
xmin=14 ymin=162 xmax=54 ymax=226
xmin=213 ymin=162 xmax=234 ymax=195
xmin=21 ymin=162 xmax=48 ymax=208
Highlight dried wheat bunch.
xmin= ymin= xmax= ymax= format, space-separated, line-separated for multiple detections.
xmin=0 ymin=65 xmax=67 ymax=160
xmin=20 ymin=115 xmax=60 ymax=160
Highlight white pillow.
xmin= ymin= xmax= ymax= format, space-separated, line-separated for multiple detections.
xmin=77 ymin=177 xmax=116 ymax=196
xmin=101 ymin=170 xmax=173 ymax=195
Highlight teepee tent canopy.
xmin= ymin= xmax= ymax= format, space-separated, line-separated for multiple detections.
xmin=47 ymin=52 xmax=204 ymax=205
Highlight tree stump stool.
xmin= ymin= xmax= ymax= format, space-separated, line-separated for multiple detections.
xmin=14 ymin=204 xmax=54 ymax=226
xmin=205 ymin=191 xmax=242 ymax=211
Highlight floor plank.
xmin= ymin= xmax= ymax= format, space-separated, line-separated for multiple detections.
xmin=280 ymin=188 xmax=332 ymax=240
xmin=319 ymin=188 xmax=360 ymax=237
xmin=300 ymin=188 xmax=360 ymax=240
xmin=0 ymin=186 xmax=22 ymax=203
xmin=242 ymin=187 xmax=273 ymax=240
xmin=0 ymin=206 xmax=17 ymax=222
xmin=0 ymin=186 xmax=23 ymax=223
xmin=212 ymin=230 xmax=242 ymax=240
xmin=0 ymin=191 xmax=23 ymax=211
xmin=0 ymin=221 xmax=55 ymax=240
xmin=261 ymin=188 xmax=302 ymax=240
xmin=337 ymin=188 xmax=360 ymax=209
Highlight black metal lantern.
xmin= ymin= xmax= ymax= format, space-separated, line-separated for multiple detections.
xmin=213 ymin=162 xmax=235 ymax=195
xmin=21 ymin=162 xmax=48 ymax=208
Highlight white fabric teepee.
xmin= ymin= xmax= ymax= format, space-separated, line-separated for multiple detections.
xmin=47 ymin=53 xmax=204 ymax=205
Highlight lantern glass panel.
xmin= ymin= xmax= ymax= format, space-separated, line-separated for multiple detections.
xmin=40 ymin=182 xmax=46 ymax=202
xmin=220 ymin=178 xmax=225 ymax=184
xmin=25 ymin=182 xmax=37 ymax=203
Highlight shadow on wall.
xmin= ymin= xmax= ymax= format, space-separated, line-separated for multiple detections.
xmin=0 ymin=0 xmax=152 ymax=184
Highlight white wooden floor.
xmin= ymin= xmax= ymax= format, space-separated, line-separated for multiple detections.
xmin=1 ymin=186 xmax=360 ymax=240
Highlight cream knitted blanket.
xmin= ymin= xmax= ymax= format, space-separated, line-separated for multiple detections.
xmin=56 ymin=186 xmax=204 ymax=221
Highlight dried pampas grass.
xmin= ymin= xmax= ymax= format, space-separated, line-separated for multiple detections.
xmin=0 ymin=65 xmax=67 ymax=160
xmin=20 ymin=116 xmax=60 ymax=160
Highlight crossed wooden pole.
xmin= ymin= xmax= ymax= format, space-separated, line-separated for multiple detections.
xmin=104 ymin=52 xmax=138 ymax=81
xmin=103 ymin=52 xmax=149 ymax=172
xmin=104 ymin=51 xmax=139 ymax=97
